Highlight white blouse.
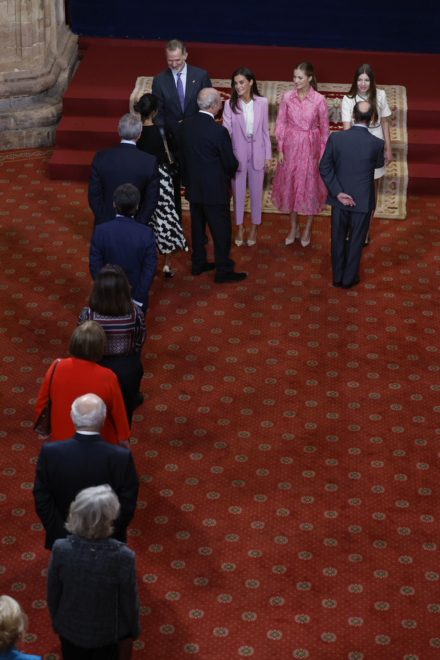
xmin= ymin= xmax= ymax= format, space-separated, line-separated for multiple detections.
xmin=241 ymin=99 xmax=254 ymax=137
xmin=341 ymin=88 xmax=391 ymax=138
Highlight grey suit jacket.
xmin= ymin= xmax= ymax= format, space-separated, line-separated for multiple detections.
xmin=319 ymin=126 xmax=385 ymax=213
xmin=152 ymin=64 xmax=211 ymax=136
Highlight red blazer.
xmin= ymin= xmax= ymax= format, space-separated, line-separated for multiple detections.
xmin=222 ymin=95 xmax=272 ymax=171
xmin=35 ymin=358 xmax=130 ymax=444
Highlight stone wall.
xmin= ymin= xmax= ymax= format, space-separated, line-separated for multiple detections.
xmin=0 ymin=0 xmax=78 ymax=150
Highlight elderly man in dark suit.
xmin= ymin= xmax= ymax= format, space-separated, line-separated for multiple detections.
xmin=89 ymin=184 xmax=157 ymax=313
xmin=177 ymin=88 xmax=246 ymax=284
xmin=33 ymin=393 xmax=139 ymax=551
xmin=88 ymin=113 xmax=160 ymax=228
xmin=319 ymin=101 xmax=385 ymax=290
xmin=152 ymin=39 xmax=211 ymax=225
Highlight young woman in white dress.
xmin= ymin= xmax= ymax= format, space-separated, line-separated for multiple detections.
xmin=342 ymin=64 xmax=393 ymax=245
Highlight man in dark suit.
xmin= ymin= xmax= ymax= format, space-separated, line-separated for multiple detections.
xmin=88 ymin=113 xmax=160 ymax=228
xmin=89 ymin=183 xmax=157 ymax=313
xmin=152 ymin=39 xmax=211 ymax=224
xmin=33 ymin=393 xmax=139 ymax=550
xmin=319 ymin=101 xmax=385 ymax=290
xmin=177 ymin=88 xmax=246 ymax=284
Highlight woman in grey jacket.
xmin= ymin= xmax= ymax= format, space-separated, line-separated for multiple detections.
xmin=47 ymin=485 xmax=141 ymax=660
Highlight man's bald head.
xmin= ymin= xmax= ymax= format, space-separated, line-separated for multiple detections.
xmin=71 ymin=394 xmax=107 ymax=432
xmin=353 ymin=101 xmax=373 ymax=126
xmin=197 ymin=88 xmax=222 ymax=115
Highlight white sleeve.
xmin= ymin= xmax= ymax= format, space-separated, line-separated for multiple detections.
xmin=378 ymin=89 xmax=392 ymax=119
xmin=341 ymin=95 xmax=354 ymax=123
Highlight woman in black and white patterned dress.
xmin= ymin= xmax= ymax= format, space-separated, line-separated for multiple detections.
xmin=135 ymin=93 xmax=188 ymax=277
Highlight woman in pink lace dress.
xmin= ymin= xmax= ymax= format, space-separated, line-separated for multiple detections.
xmin=271 ymin=62 xmax=330 ymax=247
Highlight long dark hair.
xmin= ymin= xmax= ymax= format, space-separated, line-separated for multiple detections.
xmin=230 ymin=68 xmax=261 ymax=115
xmin=134 ymin=93 xmax=159 ymax=121
xmin=294 ymin=62 xmax=318 ymax=92
xmin=89 ymin=265 xmax=134 ymax=317
xmin=347 ymin=63 xmax=378 ymax=125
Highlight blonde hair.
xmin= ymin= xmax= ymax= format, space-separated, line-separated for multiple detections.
xmin=0 ymin=595 xmax=28 ymax=651
xmin=65 ymin=485 xmax=120 ymax=539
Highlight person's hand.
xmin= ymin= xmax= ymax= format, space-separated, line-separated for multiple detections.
xmin=337 ymin=192 xmax=356 ymax=207
xmin=385 ymin=149 xmax=393 ymax=167
xmin=264 ymin=159 xmax=272 ymax=174
xmin=38 ymin=433 xmax=52 ymax=442
xmin=119 ymin=439 xmax=130 ymax=450
xmin=277 ymin=152 xmax=284 ymax=165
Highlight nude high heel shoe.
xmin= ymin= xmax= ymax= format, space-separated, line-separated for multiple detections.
xmin=234 ymin=230 xmax=244 ymax=247
xmin=301 ymin=235 xmax=311 ymax=247
xmin=247 ymin=229 xmax=258 ymax=247
xmin=285 ymin=228 xmax=300 ymax=246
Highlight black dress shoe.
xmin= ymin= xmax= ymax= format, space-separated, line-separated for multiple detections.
xmin=332 ymin=281 xmax=342 ymax=287
xmin=191 ymin=262 xmax=216 ymax=276
xmin=214 ymin=271 xmax=247 ymax=284
xmin=204 ymin=234 xmax=209 ymax=245
xmin=134 ymin=392 xmax=144 ymax=409
xmin=341 ymin=274 xmax=360 ymax=290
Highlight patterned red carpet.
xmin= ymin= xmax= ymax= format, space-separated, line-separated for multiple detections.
xmin=1 ymin=147 xmax=440 ymax=660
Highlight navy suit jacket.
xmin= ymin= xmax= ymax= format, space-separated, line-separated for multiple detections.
xmin=88 ymin=142 xmax=160 ymax=226
xmin=89 ymin=216 xmax=157 ymax=309
xmin=33 ymin=432 xmax=139 ymax=550
xmin=319 ymin=126 xmax=385 ymax=213
xmin=152 ymin=64 xmax=212 ymax=137
xmin=177 ymin=112 xmax=238 ymax=205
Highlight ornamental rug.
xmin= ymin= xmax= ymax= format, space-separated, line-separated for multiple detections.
xmin=0 ymin=148 xmax=439 ymax=660
xmin=130 ymin=79 xmax=408 ymax=221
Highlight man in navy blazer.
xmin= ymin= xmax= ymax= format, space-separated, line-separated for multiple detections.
xmin=319 ymin=101 xmax=385 ymax=289
xmin=89 ymin=184 xmax=158 ymax=312
xmin=152 ymin=39 xmax=211 ymax=224
xmin=33 ymin=394 xmax=139 ymax=551
xmin=88 ymin=113 xmax=160 ymax=228
xmin=152 ymin=39 xmax=212 ymax=137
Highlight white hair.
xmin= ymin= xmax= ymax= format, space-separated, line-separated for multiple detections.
xmin=197 ymin=89 xmax=219 ymax=110
xmin=71 ymin=394 xmax=106 ymax=430
xmin=0 ymin=595 xmax=27 ymax=652
xmin=65 ymin=485 xmax=120 ymax=539
xmin=118 ymin=113 xmax=142 ymax=140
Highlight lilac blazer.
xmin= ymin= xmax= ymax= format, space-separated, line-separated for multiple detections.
xmin=223 ymin=96 xmax=272 ymax=171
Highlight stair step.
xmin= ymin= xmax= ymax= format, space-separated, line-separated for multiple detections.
xmin=56 ymin=115 xmax=120 ymax=150
xmin=408 ymin=98 xmax=440 ymax=130
xmin=407 ymin=163 xmax=440 ymax=195
xmin=63 ymin=86 xmax=132 ymax=117
xmin=408 ymin=129 xmax=440 ymax=164
xmin=49 ymin=148 xmax=94 ymax=181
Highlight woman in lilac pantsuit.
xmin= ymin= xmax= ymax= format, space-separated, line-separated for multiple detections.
xmin=223 ymin=68 xmax=272 ymax=248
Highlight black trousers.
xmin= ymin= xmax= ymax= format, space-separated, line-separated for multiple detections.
xmin=60 ymin=637 xmax=119 ymax=660
xmin=99 ymin=353 xmax=144 ymax=427
xmin=331 ymin=207 xmax=370 ymax=285
xmin=189 ymin=202 xmax=234 ymax=276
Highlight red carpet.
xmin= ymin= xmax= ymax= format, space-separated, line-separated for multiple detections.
xmin=1 ymin=147 xmax=440 ymax=659
xmin=49 ymin=39 xmax=440 ymax=193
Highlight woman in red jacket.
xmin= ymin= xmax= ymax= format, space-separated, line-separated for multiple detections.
xmin=35 ymin=321 xmax=130 ymax=447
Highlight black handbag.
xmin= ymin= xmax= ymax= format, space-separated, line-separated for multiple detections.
xmin=33 ymin=359 xmax=60 ymax=436
xmin=159 ymin=126 xmax=179 ymax=177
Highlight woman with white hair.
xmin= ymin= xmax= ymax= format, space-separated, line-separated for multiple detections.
xmin=0 ymin=596 xmax=41 ymax=660
xmin=47 ymin=485 xmax=140 ymax=660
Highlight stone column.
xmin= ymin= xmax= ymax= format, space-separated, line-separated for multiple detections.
xmin=0 ymin=0 xmax=78 ymax=150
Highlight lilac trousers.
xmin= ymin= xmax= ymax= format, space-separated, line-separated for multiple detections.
xmin=231 ymin=138 xmax=265 ymax=226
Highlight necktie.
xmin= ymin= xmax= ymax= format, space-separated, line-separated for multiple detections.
xmin=177 ymin=73 xmax=185 ymax=113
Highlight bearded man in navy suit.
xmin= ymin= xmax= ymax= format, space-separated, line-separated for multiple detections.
xmin=152 ymin=39 xmax=211 ymax=224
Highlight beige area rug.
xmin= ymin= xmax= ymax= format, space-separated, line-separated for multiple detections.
xmin=130 ymin=79 xmax=408 ymax=220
